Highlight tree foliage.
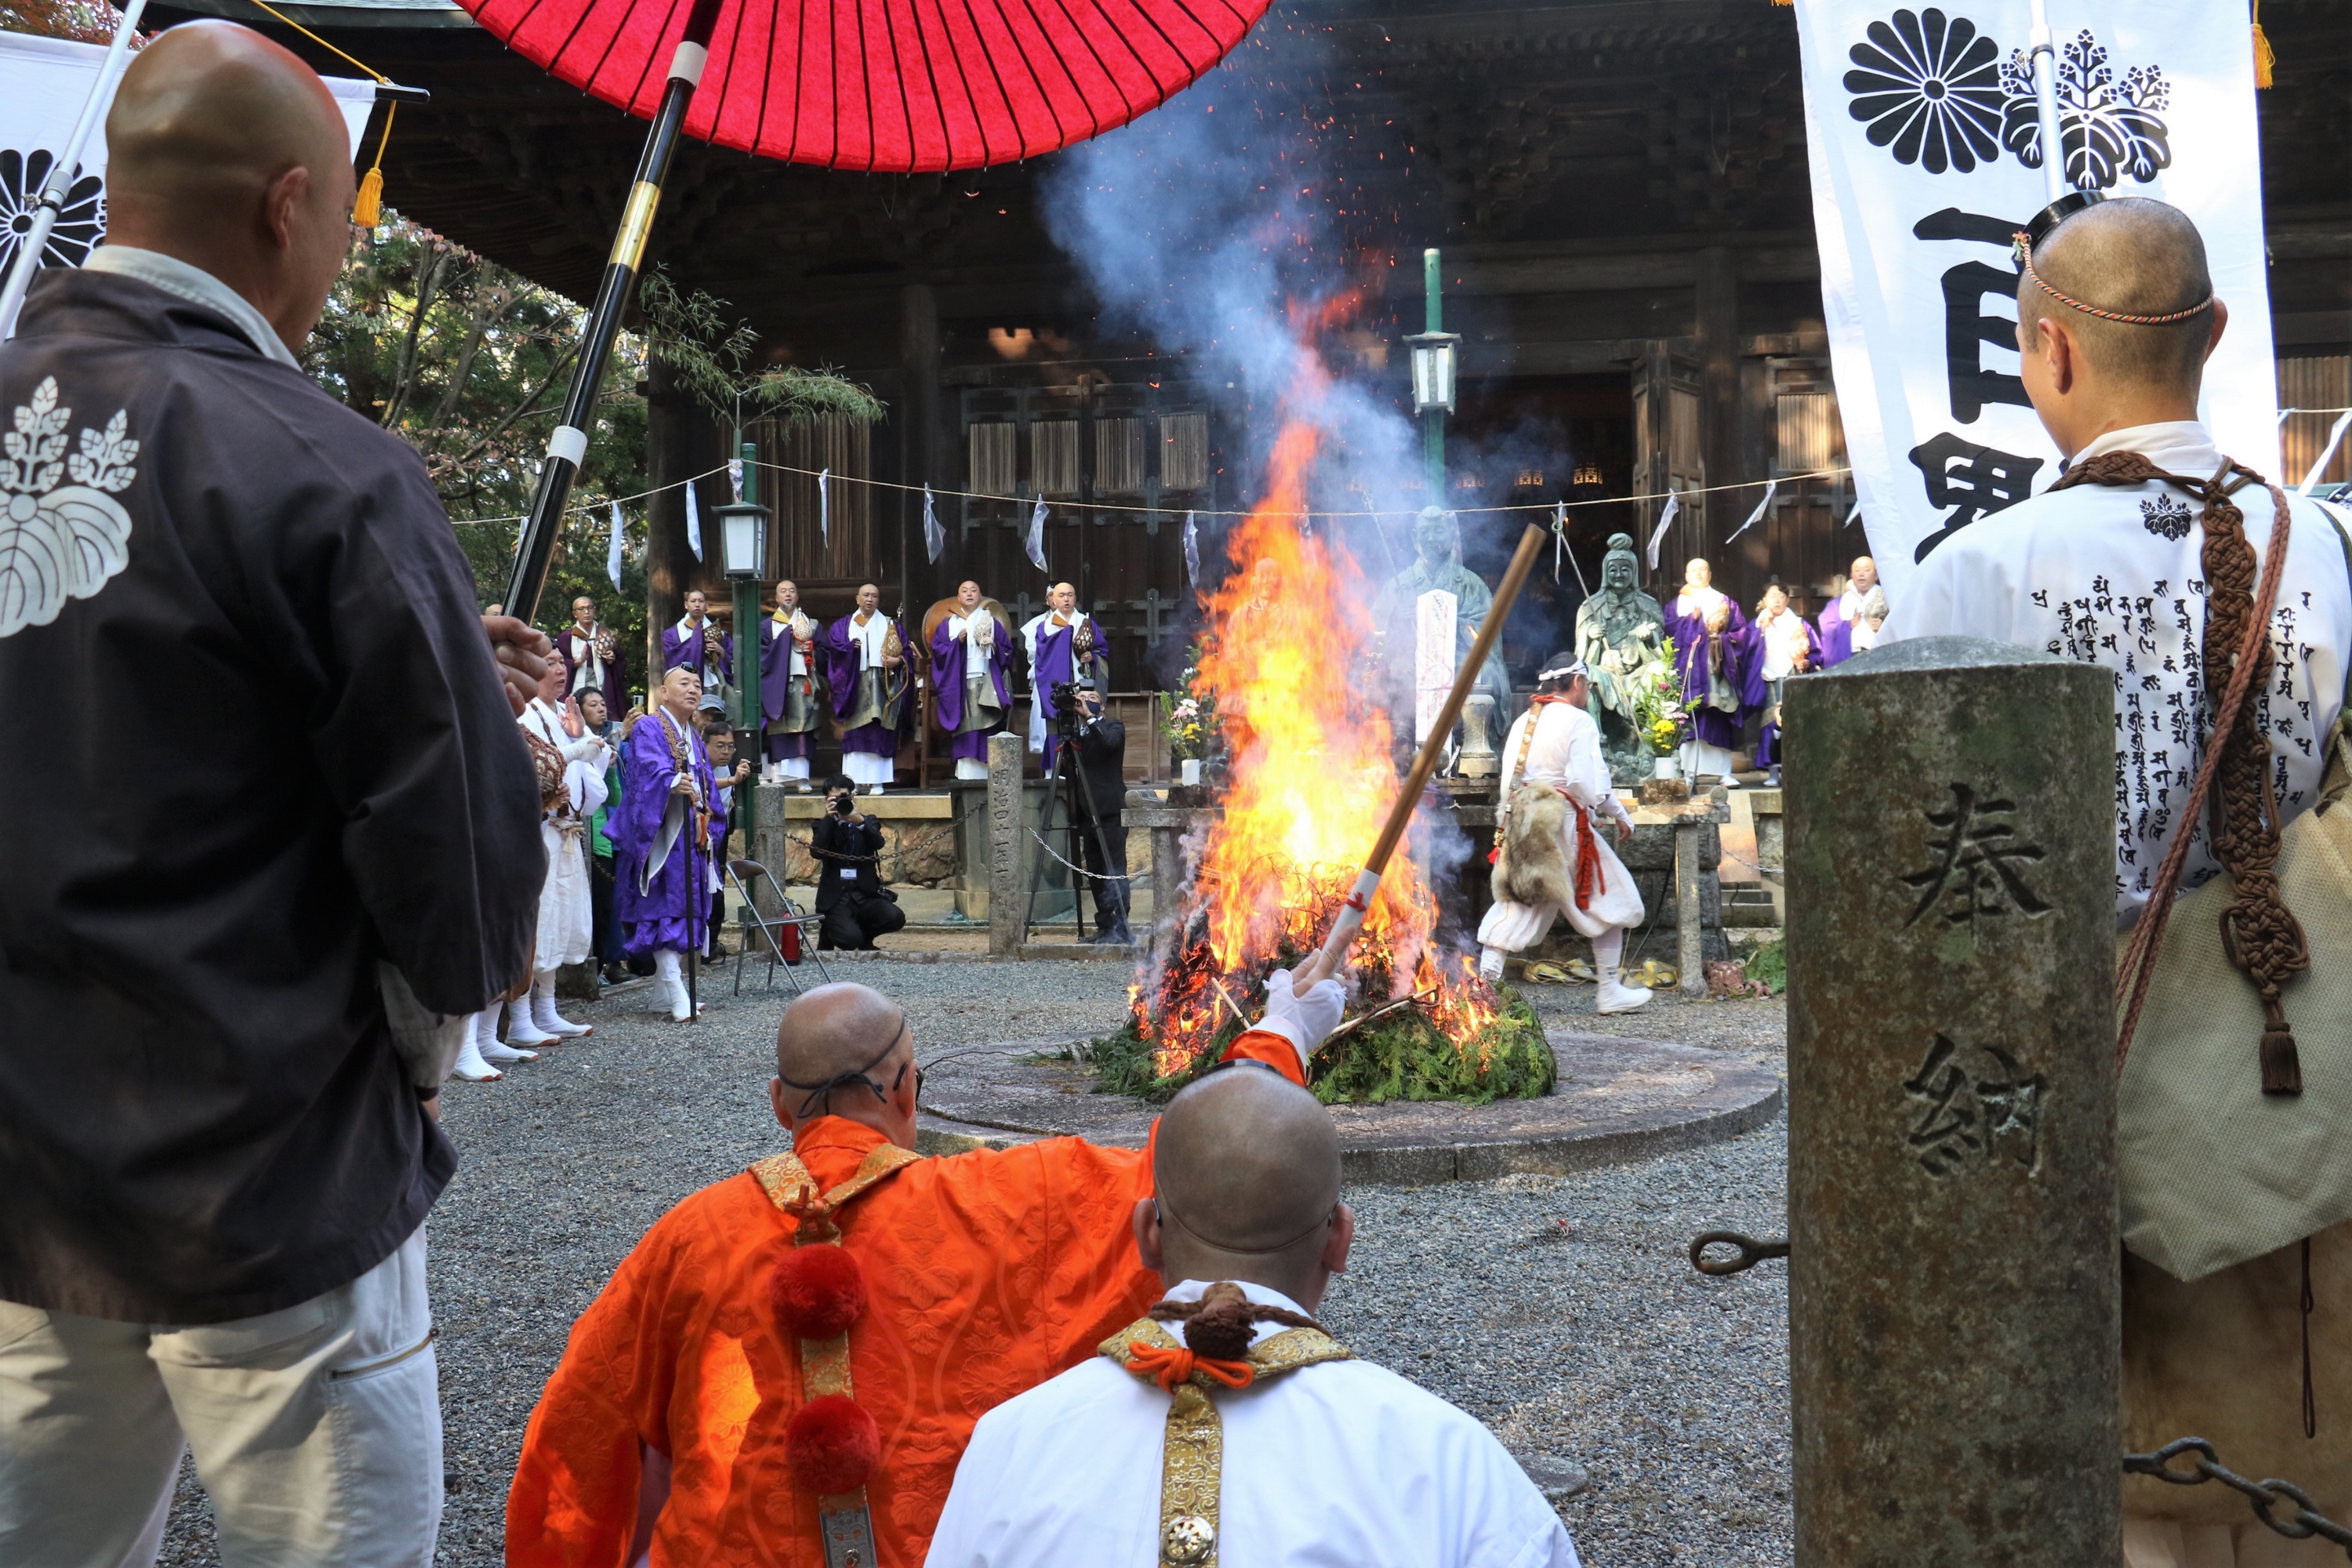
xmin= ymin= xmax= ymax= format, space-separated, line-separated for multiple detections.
xmin=0 ymin=0 xmax=129 ymax=43
xmin=637 ymin=270 xmax=883 ymax=429
xmin=305 ymin=218 xmax=652 ymax=662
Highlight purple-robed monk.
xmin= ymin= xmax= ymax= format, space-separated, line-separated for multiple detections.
xmin=1019 ymin=608 xmax=1107 ymax=768
xmin=1748 ymin=609 xmax=1821 ymax=770
xmin=758 ymin=611 xmax=823 ymax=765
xmin=1815 ymin=600 xmax=1854 ymax=667
xmin=826 ymin=608 xmax=912 ymax=787
xmin=1671 ymin=608 xmax=1755 ymax=751
xmin=661 ymin=615 xmax=734 ymax=690
xmin=611 ymin=708 xmax=723 ymax=956
xmin=930 ymin=605 xmax=1014 ymax=775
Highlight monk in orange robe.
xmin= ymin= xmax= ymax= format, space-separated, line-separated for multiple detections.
xmin=506 ymin=966 xmax=1345 ymax=1566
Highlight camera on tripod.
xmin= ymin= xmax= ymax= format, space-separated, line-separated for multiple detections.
xmin=1051 ymin=679 xmax=1094 ymax=741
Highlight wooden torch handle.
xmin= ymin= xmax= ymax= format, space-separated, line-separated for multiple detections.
xmin=1313 ymin=521 xmax=1549 ymax=971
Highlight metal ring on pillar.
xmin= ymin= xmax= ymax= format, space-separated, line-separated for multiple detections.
xmin=1687 ymin=1230 xmax=1790 ymax=1276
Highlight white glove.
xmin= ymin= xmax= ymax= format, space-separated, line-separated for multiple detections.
xmin=1250 ymin=967 xmax=1347 ymax=1079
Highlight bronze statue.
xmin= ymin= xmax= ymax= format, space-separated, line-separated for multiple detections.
xmin=1574 ymin=532 xmax=1672 ymax=776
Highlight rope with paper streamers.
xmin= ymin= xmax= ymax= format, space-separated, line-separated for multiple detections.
xmin=450 ymin=458 xmax=1856 ymax=530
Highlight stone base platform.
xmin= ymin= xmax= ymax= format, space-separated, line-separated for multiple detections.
xmin=917 ymin=1031 xmax=1783 ymax=1186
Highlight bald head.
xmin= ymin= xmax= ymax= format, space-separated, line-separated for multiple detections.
xmin=2018 ymin=198 xmax=2218 ymax=396
xmin=1149 ymin=1067 xmax=1343 ymax=1301
xmin=104 ymin=22 xmax=355 ymax=350
xmin=770 ymin=982 xmax=917 ymax=1145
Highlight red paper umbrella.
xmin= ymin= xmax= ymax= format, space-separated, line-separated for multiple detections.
xmin=497 ymin=0 xmax=1266 ymax=622
xmin=460 ymin=0 xmax=1269 ymax=173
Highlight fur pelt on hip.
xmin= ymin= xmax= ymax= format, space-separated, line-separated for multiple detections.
xmin=1494 ymin=784 xmax=1573 ymax=909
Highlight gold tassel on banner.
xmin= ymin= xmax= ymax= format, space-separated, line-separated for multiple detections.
xmin=2251 ymin=0 xmax=2275 ymax=88
xmin=351 ymin=102 xmax=395 ymax=228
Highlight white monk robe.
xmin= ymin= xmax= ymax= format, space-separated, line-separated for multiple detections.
xmin=924 ymin=1279 xmax=1579 ymax=1568
xmin=519 ymin=699 xmax=608 ymax=969
xmin=1882 ymin=420 xmax=2352 ymax=927
xmin=1478 ymin=698 xmax=1644 ymax=950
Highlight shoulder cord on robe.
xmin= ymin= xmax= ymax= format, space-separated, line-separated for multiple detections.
xmin=2051 ymin=451 xmax=2310 ymax=1091
xmin=1099 ymin=1284 xmax=1355 ymax=1568
xmin=748 ymin=1143 xmax=926 ymax=1563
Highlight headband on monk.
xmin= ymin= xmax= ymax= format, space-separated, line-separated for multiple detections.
xmin=1537 ymin=654 xmax=1588 ymax=683
xmin=779 ymin=1009 xmax=913 ymax=1119
xmin=1152 ymin=1194 xmax=1338 ymax=1257
xmin=2013 ymin=209 xmax=2215 ymax=328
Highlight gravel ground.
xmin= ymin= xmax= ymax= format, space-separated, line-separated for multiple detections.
xmin=159 ymin=956 xmax=1789 ymax=1566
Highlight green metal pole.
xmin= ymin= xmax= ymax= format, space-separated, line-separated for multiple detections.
xmin=1421 ymin=247 xmax=1444 ymax=499
xmin=731 ymin=437 xmax=760 ymax=841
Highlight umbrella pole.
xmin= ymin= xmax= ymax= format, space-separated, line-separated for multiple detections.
xmin=1313 ymin=521 xmax=1547 ymax=971
xmin=0 ymin=0 xmax=151 ymax=340
xmin=503 ymin=0 xmax=724 ymax=622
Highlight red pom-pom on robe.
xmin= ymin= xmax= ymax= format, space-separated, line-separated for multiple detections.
xmin=786 ymin=1394 xmax=881 ymax=1494
xmin=771 ymin=1243 xmax=867 ymax=1340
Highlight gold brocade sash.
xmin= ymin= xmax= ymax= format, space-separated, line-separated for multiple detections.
xmin=750 ymin=1144 xmax=925 ymax=1568
xmin=1099 ymin=1316 xmax=1354 ymax=1567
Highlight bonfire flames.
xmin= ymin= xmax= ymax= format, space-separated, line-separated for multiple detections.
xmin=1131 ymin=347 xmax=1501 ymax=1080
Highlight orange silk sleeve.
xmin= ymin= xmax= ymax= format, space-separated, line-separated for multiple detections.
xmin=1218 ymin=1029 xmax=1308 ymax=1087
xmin=507 ymin=1207 xmax=698 ymax=1567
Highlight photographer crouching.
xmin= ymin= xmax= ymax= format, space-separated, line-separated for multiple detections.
xmin=1060 ymin=679 xmax=1134 ymax=946
xmin=811 ymin=774 xmax=907 ymax=951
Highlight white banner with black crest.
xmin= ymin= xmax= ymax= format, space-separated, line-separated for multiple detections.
xmin=1792 ymin=0 xmax=2278 ymax=597
xmin=0 ymin=28 xmax=376 ymax=290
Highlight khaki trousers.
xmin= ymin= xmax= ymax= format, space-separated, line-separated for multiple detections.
xmin=0 ymin=1225 xmax=439 ymax=1568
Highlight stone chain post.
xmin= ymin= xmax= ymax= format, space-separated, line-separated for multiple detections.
xmin=986 ymin=732 xmax=1024 ymax=956
xmin=1785 ymin=637 xmax=2119 ymax=1565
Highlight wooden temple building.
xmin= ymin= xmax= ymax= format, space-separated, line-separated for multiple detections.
xmin=157 ymin=0 xmax=2352 ymax=723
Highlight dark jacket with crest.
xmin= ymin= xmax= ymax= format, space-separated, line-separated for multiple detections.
xmin=0 ymin=269 xmax=543 ymax=1322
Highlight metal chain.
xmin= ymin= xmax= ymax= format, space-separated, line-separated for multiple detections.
xmin=1026 ymin=825 xmax=1127 ymax=882
xmin=2126 ymin=1438 xmax=2352 ymax=1554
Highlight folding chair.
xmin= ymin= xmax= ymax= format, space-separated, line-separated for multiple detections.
xmin=728 ymin=858 xmax=833 ymax=996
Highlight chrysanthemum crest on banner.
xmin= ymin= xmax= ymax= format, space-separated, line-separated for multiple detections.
xmin=1844 ymin=7 xmax=2169 ymax=190
xmin=1 ymin=376 xmax=139 ymax=637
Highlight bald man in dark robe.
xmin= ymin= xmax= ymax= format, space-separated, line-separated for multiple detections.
xmin=0 ymin=22 xmax=546 ymax=1564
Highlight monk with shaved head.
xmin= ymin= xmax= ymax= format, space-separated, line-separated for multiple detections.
xmin=0 ymin=20 xmax=553 ymax=1566
xmin=510 ymin=961 xmax=1355 ymax=1564
xmin=1020 ymin=578 xmax=1107 ymax=768
xmin=1883 ymin=196 xmax=2352 ymax=1564
xmin=927 ymin=1062 xmax=1581 ymax=1566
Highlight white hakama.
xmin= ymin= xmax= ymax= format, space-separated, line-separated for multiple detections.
xmin=1477 ymin=699 xmax=1644 ymax=950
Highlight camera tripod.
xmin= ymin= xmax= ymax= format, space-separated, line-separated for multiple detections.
xmin=1021 ymin=728 xmax=1116 ymax=945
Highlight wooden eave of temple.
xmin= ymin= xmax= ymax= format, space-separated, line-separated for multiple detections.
xmin=154 ymin=0 xmax=2352 ymax=688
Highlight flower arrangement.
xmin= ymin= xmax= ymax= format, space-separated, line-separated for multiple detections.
xmin=1165 ymin=695 xmax=1209 ymax=761
xmin=1629 ymin=635 xmax=1687 ymax=757
xmin=1164 ymin=637 xmax=1218 ymax=762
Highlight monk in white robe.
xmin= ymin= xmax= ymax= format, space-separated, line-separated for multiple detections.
xmin=456 ymin=659 xmax=605 ymax=1079
xmin=924 ymin=1061 xmax=1577 ymax=1568
xmin=1881 ymin=196 xmax=2352 ymax=1566
xmin=1474 ymin=653 xmax=1649 ymax=1012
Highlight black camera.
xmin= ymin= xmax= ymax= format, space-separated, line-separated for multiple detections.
xmin=829 ymin=792 xmax=856 ymax=818
xmin=1051 ymin=681 xmax=1093 ymax=740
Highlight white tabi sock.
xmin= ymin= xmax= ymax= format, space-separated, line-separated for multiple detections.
xmin=531 ymin=971 xmax=591 ymax=1037
xmin=1478 ymin=944 xmax=1507 ymax=982
xmin=452 ymin=1009 xmax=504 ymax=1080
xmin=1593 ymin=927 xmax=1652 ymax=1014
xmin=652 ymin=948 xmax=694 ymax=1022
xmin=506 ymin=987 xmax=555 ymax=1048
